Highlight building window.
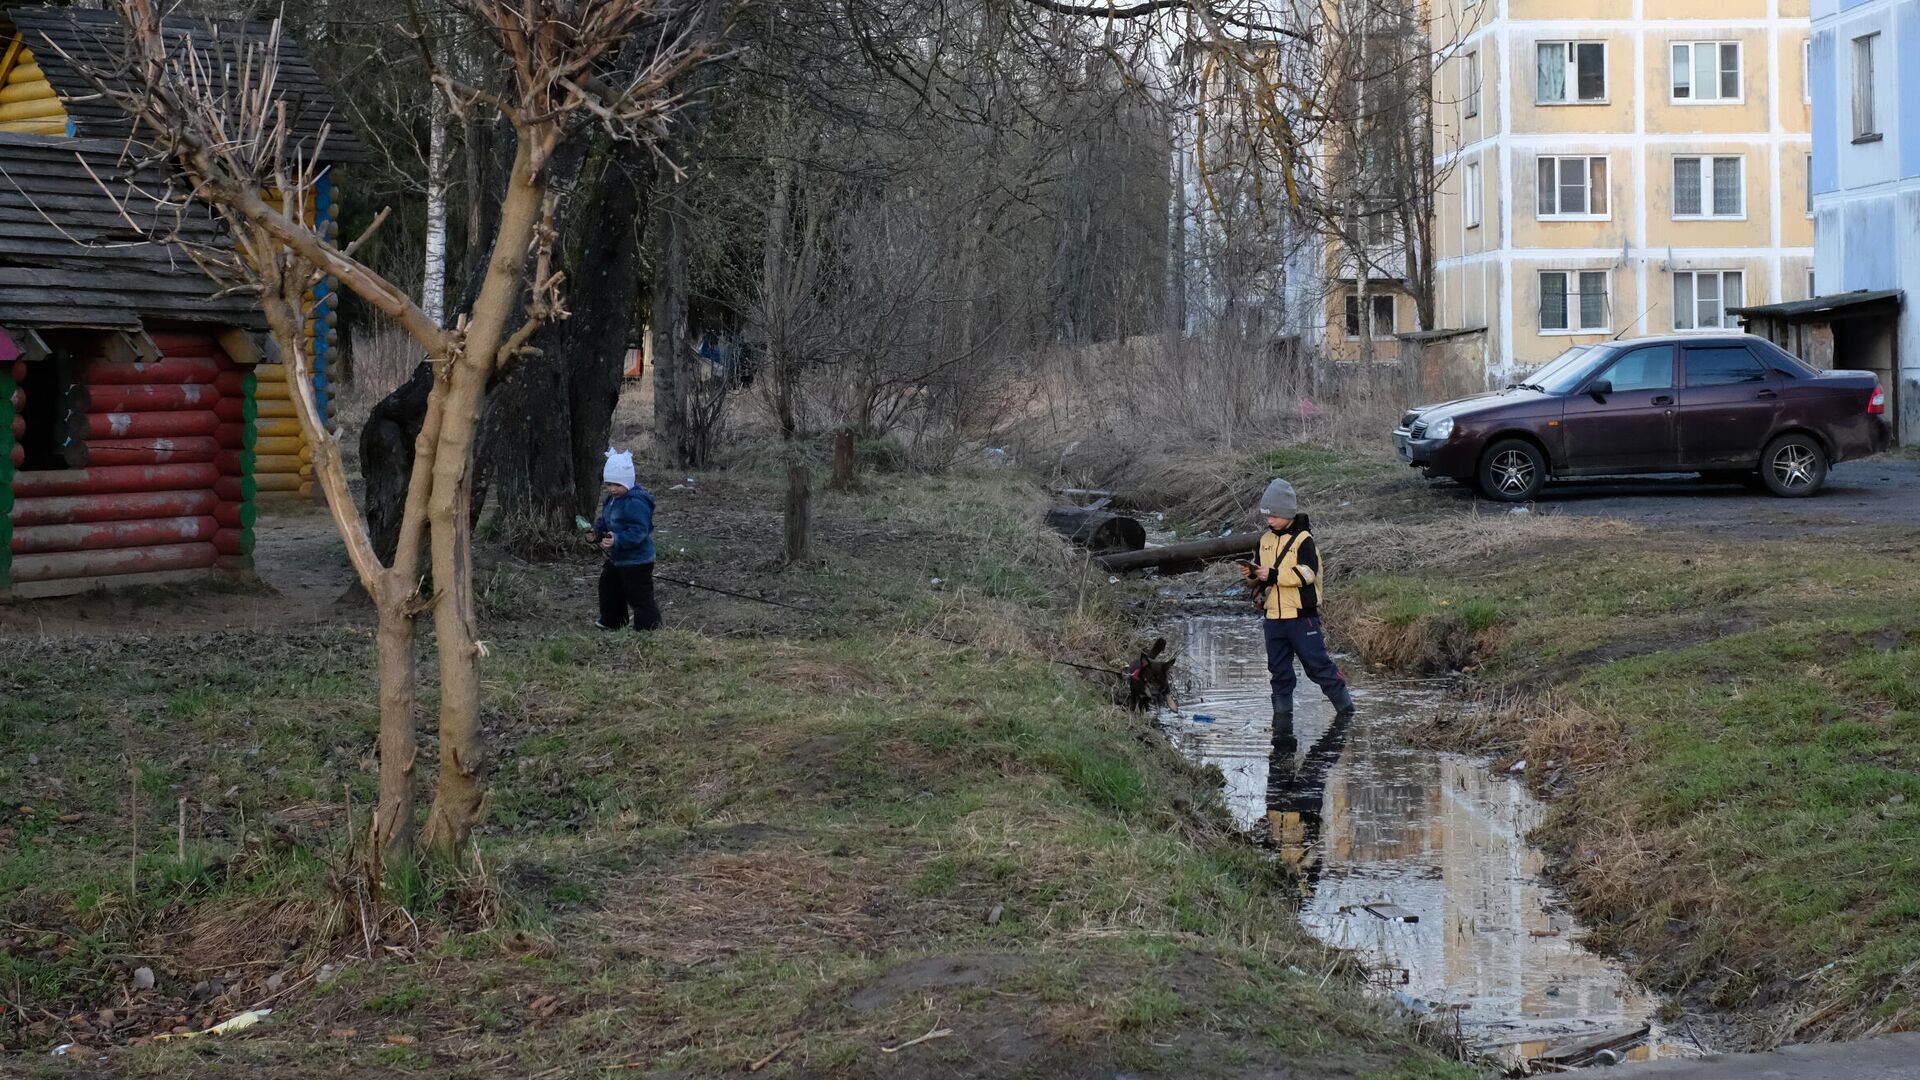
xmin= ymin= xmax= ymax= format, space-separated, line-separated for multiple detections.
xmin=1464 ymin=50 xmax=1480 ymax=119
xmin=1539 ymin=271 xmax=1609 ymax=333
xmin=1806 ymin=152 xmax=1814 ymax=216
xmin=1671 ymin=41 xmax=1741 ymax=102
xmin=1672 ymin=155 xmax=1744 ymax=218
xmin=1537 ymin=41 xmax=1606 ymax=103
xmin=1673 ymin=270 xmax=1744 ymax=330
xmin=1854 ymin=33 xmax=1879 ymax=141
xmin=1537 ymin=155 xmax=1609 ymax=218
xmin=1464 ymin=161 xmax=1482 ymax=228
xmin=1344 ymin=293 xmax=1396 ymax=340
xmin=1803 ymin=39 xmax=1811 ymax=104
xmin=1808 ymin=269 xmax=1816 ymax=297
xmin=1346 ymin=207 xmax=1394 ymax=247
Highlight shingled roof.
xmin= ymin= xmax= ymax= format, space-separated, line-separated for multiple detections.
xmin=4 ymin=6 xmax=369 ymax=164
xmin=0 ymin=132 xmax=264 ymax=331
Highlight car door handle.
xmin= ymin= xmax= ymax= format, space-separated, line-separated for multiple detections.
xmin=1757 ymin=389 xmax=1778 ymax=399
xmin=1652 ymin=395 xmax=1675 ymax=406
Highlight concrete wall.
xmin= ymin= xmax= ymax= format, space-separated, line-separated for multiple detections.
xmin=1812 ymin=0 xmax=1920 ymax=441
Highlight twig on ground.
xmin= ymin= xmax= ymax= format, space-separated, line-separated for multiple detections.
xmin=881 ymin=1024 xmax=952 ymax=1053
xmin=749 ymin=1035 xmax=799 ymax=1071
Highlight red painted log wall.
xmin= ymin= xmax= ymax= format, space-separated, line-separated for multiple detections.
xmin=13 ymin=463 xmax=221 ymax=497
xmin=82 ymin=357 xmax=219 ymax=385
xmin=11 ymin=515 xmax=218 ymax=555
xmin=10 ymin=542 xmax=219 ymax=582
xmin=9 ymin=489 xmax=221 ymax=527
xmin=85 ymin=384 xmax=218 ymax=413
xmin=84 ymin=410 xmax=220 ymax=440
xmin=86 ymin=437 xmax=220 ymax=467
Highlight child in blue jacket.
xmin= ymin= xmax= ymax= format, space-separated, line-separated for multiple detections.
xmin=592 ymin=449 xmax=662 ymax=631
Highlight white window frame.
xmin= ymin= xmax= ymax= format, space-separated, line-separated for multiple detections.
xmin=1538 ymin=270 xmax=1611 ymax=335
xmin=1344 ymin=292 xmax=1397 ymax=341
xmin=1671 ymin=155 xmax=1745 ymax=220
xmin=1671 ymin=41 xmax=1743 ymax=104
xmin=1802 ymin=39 xmax=1811 ymax=105
xmin=1464 ymin=50 xmax=1480 ymax=119
xmin=1536 ymin=155 xmax=1610 ymax=220
xmin=1536 ymin=41 xmax=1607 ymax=104
xmin=1672 ymin=270 xmax=1745 ymax=331
xmin=1854 ymin=33 xmax=1880 ymax=141
xmin=1464 ymin=161 xmax=1482 ymax=229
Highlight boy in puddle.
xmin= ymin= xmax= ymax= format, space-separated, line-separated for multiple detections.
xmin=592 ymin=448 xmax=662 ymax=632
xmin=1241 ymin=478 xmax=1354 ymax=753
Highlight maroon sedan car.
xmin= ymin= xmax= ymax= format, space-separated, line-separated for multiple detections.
xmin=1394 ymin=335 xmax=1892 ymax=501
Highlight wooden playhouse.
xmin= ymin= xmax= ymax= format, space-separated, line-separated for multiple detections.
xmin=0 ymin=7 xmax=367 ymax=504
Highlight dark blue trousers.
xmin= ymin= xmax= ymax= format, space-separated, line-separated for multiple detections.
xmin=1263 ymin=615 xmax=1346 ymax=714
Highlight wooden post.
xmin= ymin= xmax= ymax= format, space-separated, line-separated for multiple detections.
xmin=830 ymin=429 xmax=855 ymax=491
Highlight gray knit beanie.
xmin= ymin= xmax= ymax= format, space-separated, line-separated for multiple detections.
xmin=1258 ymin=478 xmax=1298 ymax=519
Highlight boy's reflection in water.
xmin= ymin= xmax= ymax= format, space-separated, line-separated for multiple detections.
xmin=1259 ymin=711 xmax=1356 ymax=899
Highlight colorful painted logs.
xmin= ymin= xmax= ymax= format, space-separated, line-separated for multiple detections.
xmin=2 ymin=334 xmax=256 ymax=594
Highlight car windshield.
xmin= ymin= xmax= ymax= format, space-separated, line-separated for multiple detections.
xmin=1515 ymin=346 xmax=1608 ymax=394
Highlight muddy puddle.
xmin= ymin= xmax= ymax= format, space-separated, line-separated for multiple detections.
xmin=1157 ymin=613 xmax=1704 ymax=1072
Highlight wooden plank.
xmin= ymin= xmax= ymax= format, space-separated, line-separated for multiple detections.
xmin=1534 ymin=1026 xmax=1650 ymax=1065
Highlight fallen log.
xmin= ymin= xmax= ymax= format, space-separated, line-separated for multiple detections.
xmin=1046 ymin=507 xmax=1146 ymax=554
xmin=1095 ymin=532 xmax=1257 ymax=574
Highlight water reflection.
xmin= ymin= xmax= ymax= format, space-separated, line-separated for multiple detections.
xmin=1159 ymin=615 xmax=1696 ymax=1064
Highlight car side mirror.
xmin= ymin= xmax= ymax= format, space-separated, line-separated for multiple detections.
xmin=1587 ymin=379 xmax=1612 ymax=402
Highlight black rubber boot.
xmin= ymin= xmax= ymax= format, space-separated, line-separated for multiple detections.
xmin=1271 ymin=709 xmax=1296 ymax=754
xmin=1328 ymin=685 xmax=1356 ymax=721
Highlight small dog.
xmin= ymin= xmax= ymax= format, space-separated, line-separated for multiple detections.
xmin=1125 ymin=638 xmax=1178 ymax=710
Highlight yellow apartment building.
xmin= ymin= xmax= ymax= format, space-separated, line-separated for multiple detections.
xmin=1430 ymin=0 xmax=1813 ymax=378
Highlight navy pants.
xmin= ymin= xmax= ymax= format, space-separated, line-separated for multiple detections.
xmin=1263 ymin=615 xmax=1346 ymax=714
xmin=599 ymin=561 xmax=663 ymax=631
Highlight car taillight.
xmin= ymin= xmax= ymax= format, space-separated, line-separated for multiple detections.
xmin=1868 ymin=387 xmax=1886 ymax=415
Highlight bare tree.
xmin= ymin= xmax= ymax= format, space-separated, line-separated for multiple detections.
xmin=68 ymin=0 xmax=723 ymax=856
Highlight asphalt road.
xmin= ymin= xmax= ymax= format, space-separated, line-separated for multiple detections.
xmin=1605 ymin=1032 xmax=1920 ymax=1078
xmin=1427 ymin=457 xmax=1920 ymax=536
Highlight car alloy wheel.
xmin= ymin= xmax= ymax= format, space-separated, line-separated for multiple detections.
xmin=1490 ymin=449 xmax=1535 ymax=496
xmin=1759 ymin=433 xmax=1828 ymax=498
xmin=1478 ymin=438 xmax=1546 ymax=502
xmin=1770 ymin=443 xmax=1819 ymax=491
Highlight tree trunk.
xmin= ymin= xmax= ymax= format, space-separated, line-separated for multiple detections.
xmin=371 ymin=602 xmax=418 ymax=852
xmin=650 ymin=170 xmax=696 ymax=469
xmin=362 ymin=361 xmax=434 ymax=565
xmin=420 ymin=142 xmax=546 ymax=855
xmin=423 ymin=95 xmax=450 ymax=327
xmin=1095 ymin=532 xmax=1257 ymax=573
xmin=830 ymin=428 xmax=854 ymax=490
xmin=784 ymin=460 xmax=810 ymax=565
xmin=483 ymin=133 xmax=648 ymax=539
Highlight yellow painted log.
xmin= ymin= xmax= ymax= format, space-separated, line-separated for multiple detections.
xmin=0 ymin=119 xmax=64 ymax=135
xmin=255 ymin=418 xmax=302 ymax=438
xmin=253 ymin=436 xmax=303 ymax=456
xmin=255 ymin=366 xmax=288 ymax=382
xmin=255 ymin=382 xmax=290 ymax=401
xmin=254 ymin=400 xmax=297 ymax=419
xmin=299 ymin=445 xmax=314 ymax=462
xmin=0 ymin=96 xmax=62 ymax=122
xmin=255 ymin=472 xmax=303 ymax=492
xmin=298 ymin=464 xmax=314 ymax=479
xmin=9 ymin=63 xmax=46 ymax=84
xmin=255 ymin=454 xmax=306 ymax=474
xmin=0 ymin=81 xmax=55 ymax=104
xmin=299 ymin=482 xmax=315 ymax=499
